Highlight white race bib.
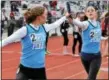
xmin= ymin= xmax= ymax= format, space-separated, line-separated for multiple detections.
xmin=74 ymin=34 xmax=77 ymax=38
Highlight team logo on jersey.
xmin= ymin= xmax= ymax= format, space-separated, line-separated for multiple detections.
xmin=29 ymin=33 xmax=45 ymax=49
xmin=89 ymin=29 xmax=101 ymax=42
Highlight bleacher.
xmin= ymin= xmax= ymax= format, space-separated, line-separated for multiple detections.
xmin=1 ymin=0 xmax=109 ymax=39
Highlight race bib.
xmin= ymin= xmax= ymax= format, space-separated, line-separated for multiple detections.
xmin=4 ymin=21 xmax=7 ymax=25
xmin=62 ymin=29 xmax=64 ymax=32
xmin=74 ymin=34 xmax=77 ymax=38
xmin=90 ymin=29 xmax=101 ymax=42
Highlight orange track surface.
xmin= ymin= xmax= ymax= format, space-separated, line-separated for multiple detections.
xmin=2 ymin=35 xmax=108 ymax=79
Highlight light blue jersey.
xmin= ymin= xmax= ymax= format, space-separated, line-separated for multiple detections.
xmin=21 ymin=25 xmax=46 ymax=68
xmin=81 ymin=21 xmax=101 ymax=54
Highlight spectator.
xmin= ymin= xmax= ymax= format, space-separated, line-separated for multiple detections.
xmin=1 ymin=8 xmax=8 ymax=37
xmin=60 ymin=20 xmax=70 ymax=55
xmin=7 ymin=12 xmax=16 ymax=36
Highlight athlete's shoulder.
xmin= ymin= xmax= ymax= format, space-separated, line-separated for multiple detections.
xmin=43 ymin=23 xmax=49 ymax=29
xmin=97 ymin=21 xmax=100 ymax=25
xmin=21 ymin=26 xmax=27 ymax=30
xmin=43 ymin=23 xmax=48 ymax=27
xmin=83 ymin=21 xmax=89 ymax=24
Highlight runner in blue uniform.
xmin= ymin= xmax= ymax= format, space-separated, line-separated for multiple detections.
xmin=1 ymin=6 xmax=70 ymax=80
xmin=68 ymin=6 xmax=102 ymax=80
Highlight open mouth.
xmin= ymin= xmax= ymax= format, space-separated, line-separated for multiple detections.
xmin=89 ymin=14 xmax=93 ymax=16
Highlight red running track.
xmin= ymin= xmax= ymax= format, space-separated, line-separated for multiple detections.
xmin=2 ymin=35 xmax=108 ymax=79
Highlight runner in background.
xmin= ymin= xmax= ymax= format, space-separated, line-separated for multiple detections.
xmin=101 ymin=12 xmax=109 ymax=58
xmin=60 ymin=20 xmax=70 ymax=55
xmin=72 ymin=12 xmax=82 ymax=57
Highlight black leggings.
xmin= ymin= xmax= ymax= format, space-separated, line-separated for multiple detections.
xmin=62 ymin=31 xmax=69 ymax=46
xmin=72 ymin=32 xmax=82 ymax=54
xmin=16 ymin=64 xmax=47 ymax=80
xmin=81 ymin=52 xmax=101 ymax=80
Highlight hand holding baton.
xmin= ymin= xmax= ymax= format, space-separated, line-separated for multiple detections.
xmin=66 ymin=2 xmax=73 ymax=18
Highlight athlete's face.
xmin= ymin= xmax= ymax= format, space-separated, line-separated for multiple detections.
xmin=39 ymin=9 xmax=48 ymax=24
xmin=85 ymin=6 xmax=97 ymax=20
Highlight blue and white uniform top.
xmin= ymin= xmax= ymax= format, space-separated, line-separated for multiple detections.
xmin=81 ymin=21 xmax=101 ymax=53
xmin=73 ymin=19 xmax=101 ymax=54
xmin=21 ymin=25 xmax=46 ymax=68
xmin=2 ymin=16 xmax=66 ymax=68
